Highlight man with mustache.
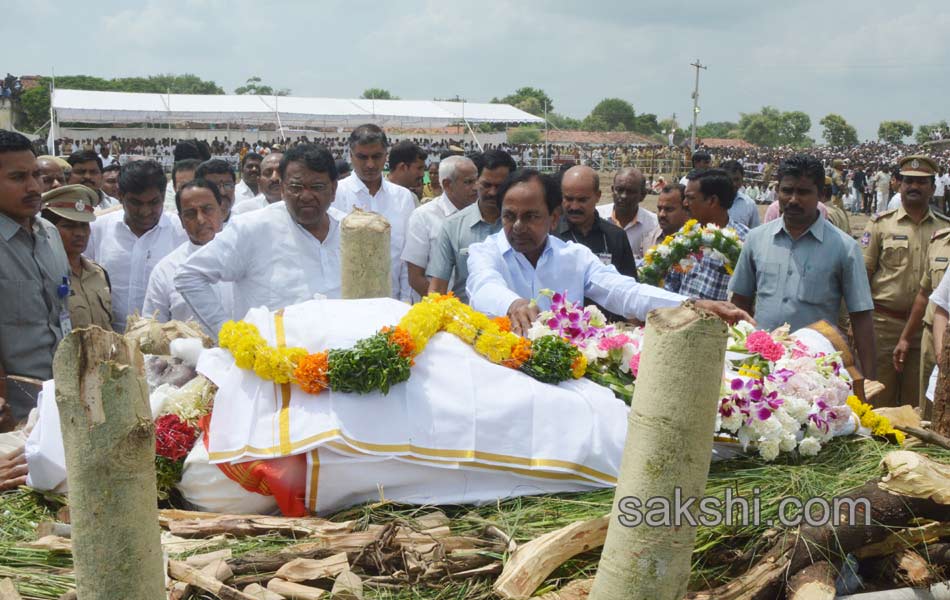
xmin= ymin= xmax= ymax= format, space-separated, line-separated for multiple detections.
xmin=599 ymin=167 xmax=658 ymax=259
xmin=639 ymin=183 xmax=689 ymax=256
xmin=234 ymin=152 xmax=263 ymax=204
xmin=386 ymin=141 xmax=427 ymax=204
xmin=232 ymin=152 xmax=284 ymax=215
xmin=860 ymin=155 xmax=950 ymax=407
xmin=143 ymin=179 xmax=231 ymax=333
xmin=36 ymin=156 xmax=68 ymax=193
xmin=427 ymin=149 xmax=516 ymax=302
xmin=0 ymin=130 xmax=70 ymax=427
xmin=66 ymin=150 xmax=118 ymax=209
xmin=729 ymin=155 xmax=875 ymax=380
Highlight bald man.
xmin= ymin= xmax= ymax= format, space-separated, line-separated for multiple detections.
xmin=556 ymin=165 xmax=638 ymax=321
xmin=37 ymin=156 xmax=67 ymax=192
xmin=599 ymin=167 xmax=658 ymax=259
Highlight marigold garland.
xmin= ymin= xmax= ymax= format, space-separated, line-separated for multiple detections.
xmin=218 ymin=293 xmax=586 ymax=397
xmin=846 ymin=395 xmax=905 ymax=444
xmin=638 ymin=219 xmax=743 ymax=287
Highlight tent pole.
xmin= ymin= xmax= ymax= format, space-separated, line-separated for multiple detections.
xmin=48 ymin=71 xmax=57 ymax=155
xmin=465 ymin=120 xmax=483 ymax=152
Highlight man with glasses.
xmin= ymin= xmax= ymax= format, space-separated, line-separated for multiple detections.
xmin=597 ymin=167 xmax=658 ymax=259
xmin=196 ymin=159 xmax=237 ymax=221
xmin=176 ymin=144 xmax=344 ymax=339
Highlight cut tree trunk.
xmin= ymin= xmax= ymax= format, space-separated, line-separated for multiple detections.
xmin=340 ymin=208 xmax=391 ymax=299
xmin=932 ymin=319 xmax=950 ymax=437
xmin=53 ymin=327 xmax=165 ymax=600
xmin=589 ymin=305 xmax=729 ymax=600
xmin=786 ymin=561 xmax=836 ymax=600
xmin=866 ymin=549 xmax=938 ymax=587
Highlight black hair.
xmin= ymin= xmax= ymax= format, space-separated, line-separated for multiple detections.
xmin=335 ymin=159 xmax=351 ymax=176
xmin=0 ymin=130 xmax=35 ymax=164
xmin=776 ymin=155 xmax=826 ymax=193
xmin=172 ymin=158 xmax=201 ymax=188
xmin=279 ymin=143 xmax=338 ymax=179
xmin=719 ymin=159 xmax=744 ymax=176
xmin=241 ymin=152 xmax=264 ymax=168
xmin=497 ymin=168 xmax=562 ymax=214
xmin=480 ymin=149 xmax=517 ymax=176
xmin=687 ymin=168 xmax=736 ymax=209
xmin=175 ymin=178 xmax=222 ymax=214
xmin=41 ymin=209 xmax=63 ymax=225
xmin=467 ymin=152 xmax=484 ymax=175
xmin=117 ymin=160 xmax=167 ymax=195
xmin=196 ymin=159 xmax=236 ymax=182
xmin=102 ymin=163 xmax=121 ymax=174
xmin=388 ymin=141 xmax=426 ymax=170
xmin=173 ymin=139 xmax=212 ymax=162
xmin=692 ymin=150 xmax=712 ymax=165
xmin=661 ymin=183 xmax=687 ymax=202
xmin=67 ymin=150 xmax=103 ymax=171
xmin=348 ymin=124 xmax=388 ymax=149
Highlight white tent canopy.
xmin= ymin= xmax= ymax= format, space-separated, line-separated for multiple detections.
xmin=51 ymin=89 xmax=544 ymax=128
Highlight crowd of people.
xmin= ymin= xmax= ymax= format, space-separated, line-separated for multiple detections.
xmin=3 ymin=122 xmax=950 ymax=490
xmin=0 ymin=74 xmax=23 ymax=104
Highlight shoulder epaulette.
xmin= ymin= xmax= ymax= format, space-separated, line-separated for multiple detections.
xmin=934 ymin=211 xmax=950 ymax=223
xmin=870 ymin=208 xmax=897 ymax=222
xmin=932 ymin=227 xmax=950 ymax=242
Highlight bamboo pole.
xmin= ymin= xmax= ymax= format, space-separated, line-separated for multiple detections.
xmin=340 ymin=208 xmax=391 ymax=299
xmin=53 ymin=327 xmax=166 ymax=600
xmin=589 ymin=305 xmax=728 ymax=600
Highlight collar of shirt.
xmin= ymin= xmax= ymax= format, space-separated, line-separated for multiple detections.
xmin=0 ymin=212 xmax=51 ymax=242
xmin=610 ymin=208 xmax=641 ymax=230
xmin=771 ymin=213 xmax=826 ymax=242
xmin=435 ymin=193 xmax=461 ymax=218
xmin=494 ymin=229 xmax=555 ymax=263
xmin=895 ymin=203 xmax=938 ymax=224
xmin=556 ymin=214 xmax=606 ymax=237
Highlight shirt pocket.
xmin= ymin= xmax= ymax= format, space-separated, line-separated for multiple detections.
xmin=929 ymin=256 xmax=950 ymax=287
xmin=0 ymin=279 xmax=49 ymax=325
xmin=881 ymin=238 xmax=909 ymax=269
xmin=798 ymin=266 xmax=836 ymax=305
xmin=755 ymin=262 xmax=781 ymax=295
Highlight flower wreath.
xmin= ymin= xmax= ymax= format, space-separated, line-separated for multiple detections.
xmin=218 ymin=293 xmax=588 ymax=397
xmin=638 ymin=219 xmax=743 ymax=287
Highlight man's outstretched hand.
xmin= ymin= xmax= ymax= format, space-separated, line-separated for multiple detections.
xmin=507 ymin=298 xmax=540 ymax=336
xmin=0 ymin=447 xmax=27 ymax=492
xmin=693 ymin=299 xmax=756 ymax=326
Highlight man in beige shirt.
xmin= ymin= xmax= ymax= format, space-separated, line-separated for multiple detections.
xmin=597 ymin=167 xmax=658 ymax=259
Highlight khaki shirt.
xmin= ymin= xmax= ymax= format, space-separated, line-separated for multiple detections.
xmin=69 ymin=257 xmax=113 ymax=331
xmin=823 ymin=203 xmax=851 ymax=235
xmin=920 ymin=228 xmax=950 ymax=327
xmin=0 ymin=214 xmax=69 ymax=380
xmin=862 ymin=206 xmax=950 ymax=313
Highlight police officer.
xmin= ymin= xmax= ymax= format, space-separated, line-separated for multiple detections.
xmin=893 ymin=224 xmax=950 ymax=418
xmin=831 ymin=159 xmax=847 ymax=211
xmin=862 ymin=155 xmax=950 ymax=407
xmin=40 ymin=185 xmax=113 ymax=331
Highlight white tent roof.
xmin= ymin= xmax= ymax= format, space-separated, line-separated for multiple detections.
xmin=51 ymin=89 xmax=544 ymax=127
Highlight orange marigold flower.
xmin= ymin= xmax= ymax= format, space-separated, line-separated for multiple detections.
xmin=293 ymin=351 xmax=330 ymax=395
xmin=502 ymin=337 xmax=532 ymax=369
xmin=382 ymin=325 xmax=416 ymax=359
xmin=491 ymin=316 xmax=512 ymax=333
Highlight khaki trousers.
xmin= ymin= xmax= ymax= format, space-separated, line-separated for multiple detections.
xmin=873 ymin=313 xmax=920 ymax=408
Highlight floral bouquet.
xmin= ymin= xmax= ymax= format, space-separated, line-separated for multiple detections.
xmin=152 ymin=377 xmax=215 ymax=499
xmin=638 ymin=219 xmax=743 ymax=287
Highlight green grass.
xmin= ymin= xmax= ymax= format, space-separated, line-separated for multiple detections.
xmin=2 ymin=437 xmax=947 ymax=599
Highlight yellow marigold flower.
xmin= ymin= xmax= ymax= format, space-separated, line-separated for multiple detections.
xmin=445 ymin=319 xmax=478 ymax=345
xmin=737 ymin=364 xmax=762 ymax=378
xmin=474 ymin=329 xmax=515 ymax=363
xmin=253 ymin=346 xmax=306 ymax=384
xmin=571 ymin=354 xmax=588 ymax=379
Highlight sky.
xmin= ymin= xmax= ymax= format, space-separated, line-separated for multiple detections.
xmin=8 ymin=0 xmax=950 ymax=142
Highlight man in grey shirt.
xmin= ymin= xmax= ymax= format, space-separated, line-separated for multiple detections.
xmin=721 ymin=160 xmax=761 ymax=229
xmin=729 ymin=154 xmax=876 ymax=379
xmin=0 ymin=130 xmax=70 ymax=425
xmin=427 ymin=149 xmax=516 ymax=302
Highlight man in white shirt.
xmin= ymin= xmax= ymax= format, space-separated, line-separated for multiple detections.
xmin=176 ymin=144 xmax=343 ymax=339
xmin=233 ymin=152 xmax=262 ymax=204
xmin=466 ymin=169 xmax=751 ymax=335
xmin=195 ymin=159 xmax=237 ymax=222
xmin=721 ymin=160 xmax=761 ymax=229
xmin=678 ymin=150 xmax=711 ymax=185
xmin=386 ymin=141 xmax=426 ymax=203
xmin=233 ymin=152 xmax=283 ymax=215
xmin=402 ymin=156 xmax=478 ymax=298
xmin=334 ymin=124 xmax=415 ymax=301
xmin=935 ymin=166 xmax=948 ymax=213
xmin=596 ymin=167 xmax=658 ymax=259
xmin=86 ymin=160 xmax=188 ymax=332
xmin=142 ymin=180 xmax=232 ymax=333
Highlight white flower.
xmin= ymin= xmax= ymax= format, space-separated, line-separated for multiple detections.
xmin=619 ymin=343 xmax=638 ymax=373
xmin=526 ymin=321 xmax=554 ymax=341
xmin=758 ymin=438 xmax=781 ymax=461
xmin=720 ymin=409 xmax=743 ymax=432
xmin=657 ymin=244 xmax=672 ymax=258
xmin=679 ymin=258 xmax=694 ymax=270
xmin=581 ymin=344 xmax=606 ymax=365
xmin=587 ymin=305 xmax=607 ymax=328
xmin=798 ymin=436 xmax=821 ymax=456
xmin=702 ymin=232 xmax=715 ymax=245
xmin=721 ymin=228 xmax=738 ymax=240
xmin=779 ymin=433 xmax=798 ymax=452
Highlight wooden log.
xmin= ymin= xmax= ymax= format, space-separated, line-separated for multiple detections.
xmin=786 ymin=561 xmax=837 ymax=600
xmin=917 ymin=542 xmax=950 ymax=567
xmin=0 ymin=578 xmax=23 ymax=600
xmin=853 ymin=521 xmax=950 ymax=559
xmin=275 ymin=553 xmax=349 ymax=583
xmin=35 ymin=521 xmax=71 ymax=539
xmin=266 ymin=578 xmax=327 ymax=600
xmin=590 ymin=306 xmax=728 ymax=600
xmin=53 ymin=327 xmax=165 ymax=600
xmin=330 ymin=569 xmax=363 ymax=600
xmin=536 ymin=579 xmax=593 ymax=600
xmin=494 ymin=516 xmax=608 ymax=599
xmin=168 ymin=560 xmax=257 ymax=600
xmin=340 ymin=208 xmax=391 ymax=299
xmin=168 ymin=515 xmax=354 ymax=538
xmin=242 ymin=583 xmax=284 ymax=600
xmin=878 ymin=450 xmax=950 ymax=504
xmin=186 ymin=548 xmax=233 ymax=568
xmin=167 ymin=581 xmax=191 ymax=600
xmin=895 ymin=425 xmax=950 ymax=450
xmin=866 ymin=548 xmax=938 ymax=587
xmin=200 ymin=558 xmax=234 ymax=582
xmin=933 ymin=318 xmax=950 ymax=437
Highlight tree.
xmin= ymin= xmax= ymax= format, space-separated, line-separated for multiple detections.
xmin=234 ymin=76 xmax=290 ymax=96
xmin=878 ymin=120 xmax=914 ymax=144
xmin=738 ymin=106 xmax=813 ymax=147
xmin=659 ymin=118 xmax=687 ymax=145
xmin=819 ymin=114 xmax=859 ymax=146
xmin=507 ymin=126 xmax=542 ymax=144
xmin=696 ymin=121 xmax=739 ymax=139
xmin=362 ymin=88 xmax=398 ymax=100
xmin=916 ymin=120 xmax=950 ymax=144
xmin=491 ymin=87 xmax=554 ymax=117
xmin=583 ymin=98 xmax=637 ymax=131
xmin=15 ymin=73 xmax=225 ymax=132
xmin=547 ymin=112 xmax=582 ymax=130
xmin=632 ymin=112 xmax=661 ymax=135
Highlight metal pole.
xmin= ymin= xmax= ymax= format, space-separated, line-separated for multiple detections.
xmin=689 ymin=59 xmax=706 ymax=153
xmin=544 ymin=101 xmax=548 ymax=172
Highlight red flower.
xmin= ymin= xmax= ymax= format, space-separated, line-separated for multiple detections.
xmin=155 ymin=414 xmax=199 ymax=461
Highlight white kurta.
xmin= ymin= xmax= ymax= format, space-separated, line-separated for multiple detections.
xmin=142 ymin=241 xmax=234 ymax=333
xmin=334 ymin=175 xmax=415 ymax=301
xmin=87 ymin=210 xmax=188 ymax=332
xmin=232 ymin=194 xmax=270 ymax=215
xmin=174 ymin=202 xmax=342 ymax=338
xmin=234 ymin=179 xmax=257 ymax=204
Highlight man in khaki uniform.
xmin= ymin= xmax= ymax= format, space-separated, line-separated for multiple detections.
xmin=823 ymin=175 xmax=851 ymax=234
xmin=893 ymin=224 xmax=950 ymax=418
xmin=40 ymin=185 xmax=113 ymax=331
xmin=831 ymin=159 xmax=847 ymax=211
xmin=862 ymin=154 xmax=949 ymax=407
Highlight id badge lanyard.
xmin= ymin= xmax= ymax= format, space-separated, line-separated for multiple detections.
xmin=572 ymin=231 xmax=612 ymax=265
xmin=57 ymin=276 xmax=72 ymax=336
